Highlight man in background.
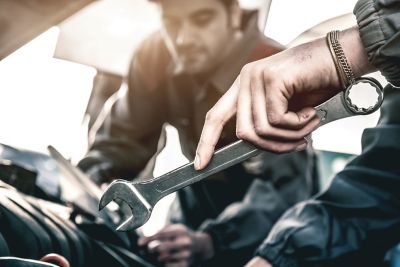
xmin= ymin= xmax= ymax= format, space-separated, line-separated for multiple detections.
xmin=78 ymin=0 xmax=318 ymax=266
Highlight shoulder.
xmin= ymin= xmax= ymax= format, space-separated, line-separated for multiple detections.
xmin=129 ymin=31 xmax=172 ymax=91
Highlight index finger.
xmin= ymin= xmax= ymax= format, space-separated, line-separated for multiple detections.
xmin=265 ymin=84 xmax=316 ymax=130
xmin=194 ymin=78 xmax=240 ymax=170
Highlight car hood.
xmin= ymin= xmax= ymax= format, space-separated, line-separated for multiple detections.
xmin=0 ymin=0 xmax=95 ymax=60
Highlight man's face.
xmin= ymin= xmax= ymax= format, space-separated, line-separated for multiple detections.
xmin=160 ymin=0 xmax=237 ymax=74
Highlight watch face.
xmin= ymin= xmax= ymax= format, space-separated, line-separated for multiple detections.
xmin=344 ymin=77 xmax=384 ymax=115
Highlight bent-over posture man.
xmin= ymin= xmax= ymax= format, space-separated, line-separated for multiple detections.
xmin=78 ymin=0 xmax=319 ymax=266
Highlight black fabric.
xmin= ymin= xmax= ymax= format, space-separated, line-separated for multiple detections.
xmin=0 ymin=178 xmax=156 ymax=267
xmin=0 ymin=258 xmax=58 ymax=267
xmin=75 ymin=219 xmax=131 ymax=248
xmin=355 ymin=0 xmax=400 ymax=86
xmin=256 ymin=88 xmax=400 ymax=267
xmin=90 ymin=241 xmax=130 ymax=267
xmin=1 ymin=189 xmax=71 ymax=263
xmin=103 ymin=243 xmax=157 ymax=267
xmin=0 ymin=196 xmax=52 ymax=259
xmin=29 ymin=200 xmax=88 ymax=267
xmin=0 ymin=233 xmax=9 ymax=257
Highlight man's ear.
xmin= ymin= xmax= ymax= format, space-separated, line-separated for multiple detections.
xmin=229 ymin=1 xmax=242 ymax=30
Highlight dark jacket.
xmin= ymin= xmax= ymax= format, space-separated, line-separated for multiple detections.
xmin=256 ymin=0 xmax=400 ymax=266
xmin=78 ymin=15 xmax=318 ymax=266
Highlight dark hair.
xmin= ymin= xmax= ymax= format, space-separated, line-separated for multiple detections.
xmin=149 ymin=0 xmax=235 ymax=7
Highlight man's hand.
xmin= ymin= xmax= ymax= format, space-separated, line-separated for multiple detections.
xmin=194 ymin=27 xmax=373 ymax=170
xmin=245 ymin=256 xmax=273 ymax=267
xmin=138 ymin=224 xmax=214 ymax=267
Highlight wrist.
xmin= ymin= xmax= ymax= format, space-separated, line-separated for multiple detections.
xmin=286 ymin=36 xmax=343 ymax=93
xmin=193 ymin=231 xmax=215 ymax=261
xmin=339 ymin=27 xmax=376 ymax=78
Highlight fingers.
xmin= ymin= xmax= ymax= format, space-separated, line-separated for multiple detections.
xmin=237 ymin=114 xmax=320 ymax=152
xmin=265 ymin=88 xmax=317 ymax=130
xmin=149 ymin=236 xmax=191 ymax=255
xmin=236 ymin=65 xmax=254 ymax=143
xmin=195 ymin=53 xmax=328 ymax=159
xmin=194 ymin=78 xmax=240 ymax=170
xmin=138 ymin=224 xmax=187 ymax=246
xmin=249 ymin=68 xmax=268 ymax=132
xmin=138 ymin=225 xmax=194 ymax=265
xmin=245 ymin=256 xmax=274 ymax=267
xmin=236 ymin=65 xmax=320 ymax=152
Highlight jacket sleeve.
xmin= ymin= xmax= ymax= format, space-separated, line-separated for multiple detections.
xmin=355 ymin=0 xmax=400 ymax=86
xmin=255 ymin=1 xmax=400 ymax=266
xmin=198 ymin=150 xmax=317 ymax=267
xmin=78 ymin=34 xmax=169 ymax=184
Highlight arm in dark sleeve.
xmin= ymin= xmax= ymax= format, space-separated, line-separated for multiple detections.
xmin=355 ymin=0 xmax=400 ymax=86
xmin=257 ymin=112 xmax=400 ymax=267
xmin=199 ymin=150 xmax=317 ymax=266
xmin=78 ymin=34 xmax=170 ymax=184
xmin=254 ymin=2 xmax=400 ymax=266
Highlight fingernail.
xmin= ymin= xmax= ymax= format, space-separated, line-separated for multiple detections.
xmin=295 ymin=143 xmax=307 ymax=151
xmin=194 ymin=153 xmax=201 ymax=170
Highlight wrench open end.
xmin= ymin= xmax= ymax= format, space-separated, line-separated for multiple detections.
xmin=99 ymin=180 xmax=152 ymax=231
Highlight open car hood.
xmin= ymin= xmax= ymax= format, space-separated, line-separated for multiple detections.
xmin=0 ymin=0 xmax=95 ymax=59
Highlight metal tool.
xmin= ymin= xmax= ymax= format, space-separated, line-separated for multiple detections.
xmin=99 ymin=77 xmax=384 ymax=231
xmin=304 ymin=77 xmax=383 ymax=143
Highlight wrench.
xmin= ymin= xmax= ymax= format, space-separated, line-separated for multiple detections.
xmin=99 ymin=77 xmax=383 ymax=231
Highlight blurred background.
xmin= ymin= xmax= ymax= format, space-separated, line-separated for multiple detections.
xmin=0 ymin=0 xmax=385 ymax=234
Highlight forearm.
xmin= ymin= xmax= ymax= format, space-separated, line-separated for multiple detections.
xmin=340 ymin=27 xmax=375 ymax=78
xmin=283 ymin=26 xmax=374 ymax=94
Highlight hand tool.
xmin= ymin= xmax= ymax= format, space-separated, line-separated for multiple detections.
xmin=99 ymin=77 xmax=384 ymax=231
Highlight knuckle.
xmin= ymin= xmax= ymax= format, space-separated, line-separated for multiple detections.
xmin=241 ymin=63 xmax=255 ymax=75
xmin=275 ymin=146 xmax=287 ymax=153
xmin=254 ymin=124 xmax=269 ymax=136
xmin=262 ymin=67 xmax=273 ymax=80
xmin=240 ymin=64 xmax=250 ymax=74
xmin=205 ymin=109 xmax=219 ymax=124
xmin=175 ymin=224 xmax=186 ymax=231
xmin=266 ymin=142 xmax=283 ymax=153
xmin=235 ymin=128 xmax=248 ymax=140
xmin=267 ymin=113 xmax=282 ymax=126
xmin=250 ymin=65 xmax=262 ymax=80
xmin=180 ymin=237 xmax=192 ymax=246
